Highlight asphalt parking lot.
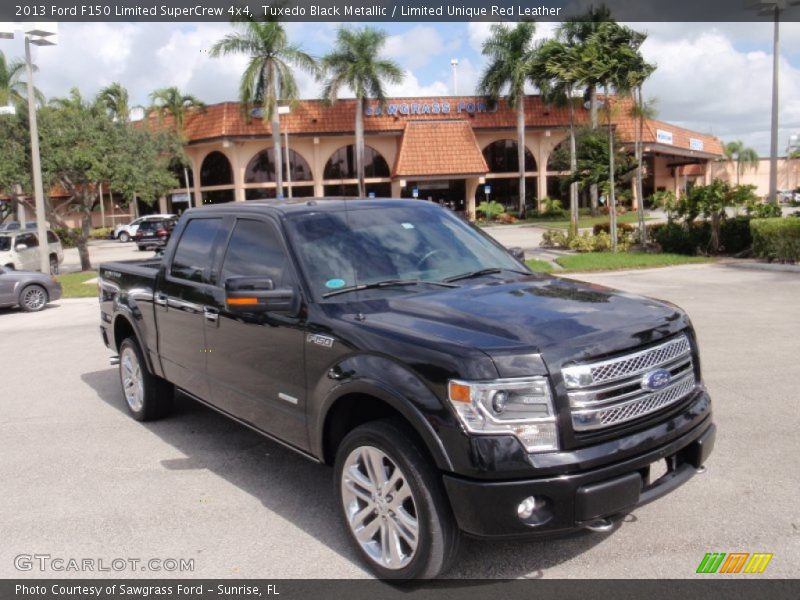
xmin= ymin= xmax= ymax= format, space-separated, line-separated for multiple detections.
xmin=1 ymin=262 xmax=798 ymax=579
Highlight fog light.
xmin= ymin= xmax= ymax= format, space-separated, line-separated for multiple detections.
xmin=517 ymin=496 xmax=544 ymax=520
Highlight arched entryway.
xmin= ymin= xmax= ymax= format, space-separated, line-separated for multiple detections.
xmin=200 ymin=151 xmax=234 ymax=205
xmin=323 ymin=144 xmax=392 ymax=197
xmin=476 ymin=139 xmax=537 ymax=212
xmin=244 ymin=147 xmax=314 ymax=200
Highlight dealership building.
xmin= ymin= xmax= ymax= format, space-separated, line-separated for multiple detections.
xmin=157 ymin=94 xmax=724 ymax=218
xmin=8 ymin=95 xmax=735 ymax=227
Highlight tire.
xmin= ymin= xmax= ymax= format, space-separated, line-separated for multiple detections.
xmin=49 ymin=255 xmax=59 ymax=275
xmin=5 ymin=263 xmax=15 ymax=270
xmin=118 ymin=231 xmax=130 ymax=243
xmin=137 ymin=245 xmax=147 ymax=252
xmin=118 ymin=337 xmax=174 ymax=421
xmin=18 ymin=284 xmax=48 ymax=312
xmin=334 ymin=419 xmax=460 ymax=580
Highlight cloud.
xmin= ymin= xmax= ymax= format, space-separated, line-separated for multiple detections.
xmin=641 ymin=27 xmax=800 ymax=152
xmin=384 ymin=25 xmax=458 ymax=70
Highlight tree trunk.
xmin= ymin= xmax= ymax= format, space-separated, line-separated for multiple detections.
xmin=355 ymin=97 xmax=365 ymax=197
xmin=635 ymin=86 xmax=647 ymax=245
xmin=77 ymin=204 xmax=93 ymax=272
xmin=607 ymin=92 xmax=618 ymax=252
xmin=569 ymin=94 xmax=578 ymax=237
xmin=272 ymin=96 xmax=284 ymax=198
xmin=710 ymin=212 xmax=721 ymax=254
xmin=589 ymin=84 xmax=599 ymax=216
xmin=517 ymin=100 xmax=526 ymax=219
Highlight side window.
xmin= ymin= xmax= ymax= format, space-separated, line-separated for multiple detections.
xmin=220 ymin=219 xmax=290 ymax=286
xmin=16 ymin=233 xmax=38 ymax=248
xmin=170 ymin=218 xmax=224 ymax=283
xmin=46 ymin=231 xmax=58 ymax=244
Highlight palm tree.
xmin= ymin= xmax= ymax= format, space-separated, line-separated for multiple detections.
xmin=97 ymin=82 xmax=131 ymax=123
xmin=320 ymin=27 xmax=403 ymax=198
xmin=149 ymin=87 xmax=204 ymax=208
xmin=625 ymin=58 xmax=657 ymax=244
xmin=211 ymin=18 xmax=317 ymax=198
xmin=0 ymin=50 xmax=44 ymax=108
xmin=478 ymin=22 xmax=537 ymax=219
xmin=531 ymin=39 xmax=582 ymax=236
xmin=558 ymin=5 xmax=614 ymax=215
xmin=724 ymin=140 xmax=760 ymax=185
xmin=148 ymin=86 xmax=204 ymax=133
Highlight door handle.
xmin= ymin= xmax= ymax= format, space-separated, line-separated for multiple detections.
xmin=204 ymin=307 xmax=219 ymax=323
xmin=154 ymin=292 xmax=167 ymax=307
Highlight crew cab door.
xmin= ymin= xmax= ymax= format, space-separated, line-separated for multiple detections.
xmin=156 ymin=216 xmax=226 ymax=400
xmin=204 ymin=217 xmax=307 ymax=450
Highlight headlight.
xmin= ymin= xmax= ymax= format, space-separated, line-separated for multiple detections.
xmin=447 ymin=377 xmax=559 ymax=452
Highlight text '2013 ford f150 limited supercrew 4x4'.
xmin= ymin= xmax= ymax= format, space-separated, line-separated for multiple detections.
xmin=98 ymin=198 xmax=715 ymax=579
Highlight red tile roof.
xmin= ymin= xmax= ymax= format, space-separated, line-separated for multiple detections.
xmin=143 ymin=95 xmax=724 ymax=159
xmin=393 ymin=121 xmax=488 ymax=177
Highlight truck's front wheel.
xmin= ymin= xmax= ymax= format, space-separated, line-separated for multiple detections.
xmin=334 ymin=419 xmax=460 ymax=580
xmin=118 ymin=337 xmax=173 ymax=421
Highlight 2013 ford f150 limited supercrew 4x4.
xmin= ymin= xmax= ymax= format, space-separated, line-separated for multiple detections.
xmin=98 ymin=198 xmax=715 ymax=579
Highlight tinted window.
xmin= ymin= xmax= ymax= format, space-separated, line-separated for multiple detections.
xmin=16 ymin=233 xmax=38 ymax=248
xmin=285 ymin=204 xmax=522 ymax=300
xmin=220 ymin=220 xmax=289 ymax=286
xmin=46 ymin=231 xmax=58 ymax=244
xmin=0 ymin=236 xmax=10 ymax=251
xmin=170 ymin=218 xmax=224 ymax=282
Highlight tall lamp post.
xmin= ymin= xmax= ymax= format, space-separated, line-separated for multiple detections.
xmin=0 ymin=22 xmax=58 ymax=273
xmin=450 ymin=59 xmax=459 ymax=96
xmin=746 ymin=1 xmax=800 ymax=204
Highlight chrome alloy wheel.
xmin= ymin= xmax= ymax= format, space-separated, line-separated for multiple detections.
xmin=341 ymin=445 xmax=420 ymax=570
xmin=120 ymin=346 xmax=145 ymax=412
xmin=21 ymin=286 xmax=46 ymax=311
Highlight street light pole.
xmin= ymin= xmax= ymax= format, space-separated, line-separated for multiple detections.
xmin=768 ymin=5 xmax=780 ymax=204
xmin=24 ymin=34 xmax=51 ymax=274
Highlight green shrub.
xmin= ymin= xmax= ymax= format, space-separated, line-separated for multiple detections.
xmin=751 ymin=218 xmax=800 ymax=263
xmin=90 ymin=227 xmax=114 ymax=240
xmin=53 ymin=226 xmax=82 ymax=249
xmin=719 ymin=217 xmax=752 ymax=254
xmin=650 ymin=222 xmax=711 ymax=255
xmin=541 ymin=229 xmax=569 ymax=248
xmin=568 ymin=231 xmax=596 ymax=253
xmin=746 ymin=202 xmax=782 ymax=219
xmin=476 ymin=200 xmax=505 ymax=221
xmin=592 ymin=221 xmax=636 ymax=236
xmin=540 ymin=197 xmax=567 ymax=219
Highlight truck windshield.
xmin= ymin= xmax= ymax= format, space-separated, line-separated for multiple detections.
xmin=0 ymin=236 xmax=10 ymax=251
xmin=284 ymin=204 xmax=527 ymax=300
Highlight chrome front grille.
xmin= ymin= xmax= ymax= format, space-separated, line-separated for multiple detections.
xmin=563 ymin=335 xmax=696 ymax=432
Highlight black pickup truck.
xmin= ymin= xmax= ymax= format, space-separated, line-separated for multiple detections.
xmin=98 ymin=198 xmax=715 ymax=579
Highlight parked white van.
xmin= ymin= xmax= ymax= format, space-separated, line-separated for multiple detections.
xmin=0 ymin=230 xmax=64 ymax=274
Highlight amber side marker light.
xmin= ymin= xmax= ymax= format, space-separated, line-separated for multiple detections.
xmin=448 ymin=381 xmax=471 ymax=403
xmin=227 ymin=297 xmax=259 ymax=306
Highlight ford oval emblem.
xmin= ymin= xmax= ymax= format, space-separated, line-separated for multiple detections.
xmin=642 ymin=368 xmax=672 ymax=391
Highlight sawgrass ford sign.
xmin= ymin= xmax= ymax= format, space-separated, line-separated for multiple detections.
xmin=365 ymin=100 xmax=497 ymax=116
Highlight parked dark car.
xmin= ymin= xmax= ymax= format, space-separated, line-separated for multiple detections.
xmin=98 ymin=199 xmax=715 ymax=580
xmin=134 ymin=217 xmax=177 ymax=251
xmin=0 ymin=265 xmax=62 ymax=312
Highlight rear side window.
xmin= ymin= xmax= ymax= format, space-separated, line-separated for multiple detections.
xmin=170 ymin=218 xmax=224 ymax=283
xmin=16 ymin=233 xmax=38 ymax=248
xmin=46 ymin=231 xmax=58 ymax=244
xmin=219 ymin=219 xmax=290 ymax=286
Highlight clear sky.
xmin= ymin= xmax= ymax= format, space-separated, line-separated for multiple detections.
xmin=2 ymin=20 xmax=799 ymax=155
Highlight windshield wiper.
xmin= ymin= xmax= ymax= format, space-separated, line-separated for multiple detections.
xmin=444 ymin=267 xmax=531 ymax=283
xmin=322 ymin=279 xmax=459 ymax=298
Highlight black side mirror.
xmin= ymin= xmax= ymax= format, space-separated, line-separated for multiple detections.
xmin=507 ymin=246 xmax=525 ymax=262
xmin=224 ymin=276 xmax=297 ymax=315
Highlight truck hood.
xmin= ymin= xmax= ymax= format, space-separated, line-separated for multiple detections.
xmin=353 ymin=275 xmax=690 ymax=376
